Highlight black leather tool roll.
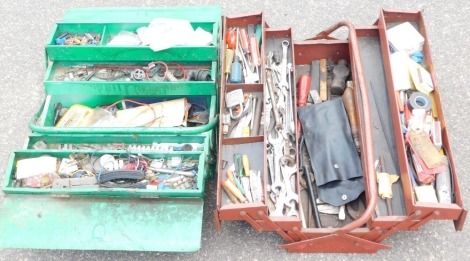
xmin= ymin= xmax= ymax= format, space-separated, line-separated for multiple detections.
xmin=298 ymin=98 xmax=364 ymax=206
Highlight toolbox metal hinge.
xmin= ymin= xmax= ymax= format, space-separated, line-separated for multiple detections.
xmin=240 ymin=211 xmax=264 ymax=232
xmin=290 ymin=227 xmax=309 ymax=241
xmin=279 ymin=230 xmax=391 ymax=253
xmin=257 ymin=210 xmax=296 ymax=243
xmin=373 ymin=211 xmax=424 ymax=242
xmin=214 ymin=210 xmax=221 ymax=231
xmin=454 ymin=209 xmax=468 ymax=231
xmin=409 ymin=210 xmax=440 ymax=230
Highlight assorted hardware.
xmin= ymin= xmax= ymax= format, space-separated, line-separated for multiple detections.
xmin=32 ymin=140 xmax=202 ymax=151
xmin=55 ymin=63 xmax=212 ymax=82
xmin=53 ymin=98 xmax=208 ymax=128
xmin=14 ymin=153 xmax=198 ymax=190
xmin=55 ymin=32 xmax=101 ymax=45
xmin=223 ymin=90 xmax=263 ymax=138
xmin=386 ymin=24 xmax=448 ymax=204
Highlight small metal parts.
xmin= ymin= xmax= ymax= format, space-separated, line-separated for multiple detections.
xmin=130 ymin=69 xmax=146 ymax=81
xmin=55 ymin=32 xmax=101 ymax=46
xmin=32 ymin=141 xmax=202 ymax=151
xmin=55 ymin=62 xmax=212 ymax=82
xmin=14 ymin=153 xmax=199 ymax=190
xmin=223 ymin=89 xmax=262 ymax=138
xmin=53 ymin=98 xmax=207 ymax=128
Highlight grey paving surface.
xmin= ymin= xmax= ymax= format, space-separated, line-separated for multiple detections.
xmin=0 ymin=0 xmax=469 ymax=260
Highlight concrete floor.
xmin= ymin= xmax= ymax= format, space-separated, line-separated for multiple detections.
xmin=0 ymin=0 xmax=468 ymax=260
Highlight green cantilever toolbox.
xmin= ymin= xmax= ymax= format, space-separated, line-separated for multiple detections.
xmin=0 ymin=6 xmax=221 ymax=252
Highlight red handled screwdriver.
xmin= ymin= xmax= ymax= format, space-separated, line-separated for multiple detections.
xmin=297 ymin=74 xmax=311 ymax=135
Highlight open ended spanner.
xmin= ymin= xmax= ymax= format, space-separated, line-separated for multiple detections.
xmin=268 ymin=129 xmax=285 ymax=199
xmin=280 ymin=155 xmax=299 ymax=217
xmin=266 ymin=53 xmax=283 ymax=131
xmin=279 ymin=40 xmax=290 ymax=90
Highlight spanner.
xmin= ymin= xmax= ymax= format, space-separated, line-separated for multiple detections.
xmin=280 ymin=155 xmax=299 ymax=217
xmin=267 ymin=129 xmax=285 ymax=198
xmin=287 ymin=63 xmax=295 ymax=134
xmin=283 ymin=133 xmax=296 ymax=157
xmin=266 ymin=57 xmax=283 ymax=130
xmin=279 ymin=40 xmax=289 ymax=90
xmin=269 ymin=132 xmax=287 ymax=217
xmin=266 ymin=144 xmax=275 ymax=185
xmin=270 ymin=185 xmax=286 ymax=217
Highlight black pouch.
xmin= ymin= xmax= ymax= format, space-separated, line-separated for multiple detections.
xmin=298 ymin=98 xmax=364 ymax=206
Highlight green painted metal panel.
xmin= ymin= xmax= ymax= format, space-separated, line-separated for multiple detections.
xmin=45 ymin=81 xmax=217 ymax=96
xmin=25 ymin=133 xmax=208 ymax=149
xmin=46 ymin=46 xmax=218 ymax=62
xmin=0 ymin=195 xmax=204 ymax=251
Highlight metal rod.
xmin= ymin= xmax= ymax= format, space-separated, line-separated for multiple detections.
xmin=299 ymin=135 xmax=322 ymax=228
xmin=149 ymin=168 xmax=196 ymax=177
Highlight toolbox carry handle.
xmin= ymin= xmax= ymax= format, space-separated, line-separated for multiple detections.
xmin=29 ymin=114 xmax=219 ymax=135
xmin=307 ymin=22 xmax=378 ymax=233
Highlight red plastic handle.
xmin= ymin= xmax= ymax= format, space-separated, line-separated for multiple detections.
xmin=297 ymin=74 xmax=311 ymax=107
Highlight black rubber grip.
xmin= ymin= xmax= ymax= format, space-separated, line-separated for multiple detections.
xmin=97 ymin=170 xmax=145 ymax=183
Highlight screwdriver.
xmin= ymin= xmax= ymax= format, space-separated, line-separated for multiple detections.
xmin=225 ymin=29 xmax=236 ymax=82
xmin=239 ymin=28 xmax=250 ymax=54
xmin=225 ymin=28 xmax=236 ymax=49
xmin=229 ymin=28 xmax=243 ymax=83
xmin=297 ymin=74 xmax=312 ymax=134
xmin=225 ymin=48 xmax=235 ymax=82
xmin=248 ymin=24 xmax=261 ymax=68
xmin=255 ymin=24 xmax=262 ymax=46
xmin=242 ymin=154 xmax=250 ymax=177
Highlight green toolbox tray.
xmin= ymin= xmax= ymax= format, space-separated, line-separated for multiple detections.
xmin=0 ymin=134 xmax=212 ymax=251
xmin=44 ymin=61 xmax=218 ymax=96
xmin=4 ymin=135 xmax=210 ymax=198
xmin=30 ymin=93 xmax=218 ymax=135
xmin=45 ymin=6 xmax=221 ymax=62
